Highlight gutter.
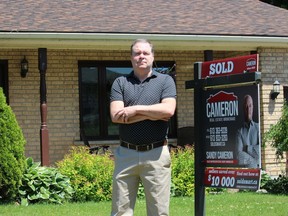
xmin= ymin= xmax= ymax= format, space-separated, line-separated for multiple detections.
xmin=1 ymin=32 xmax=288 ymax=50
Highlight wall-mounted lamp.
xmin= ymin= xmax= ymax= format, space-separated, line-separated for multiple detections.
xmin=270 ymin=80 xmax=280 ymax=100
xmin=21 ymin=56 xmax=29 ymax=78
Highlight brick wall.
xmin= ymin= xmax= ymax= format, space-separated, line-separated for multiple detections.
xmin=258 ymin=48 xmax=288 ymax=177
xmin=1 ymin=48 xmax=287 ymax=176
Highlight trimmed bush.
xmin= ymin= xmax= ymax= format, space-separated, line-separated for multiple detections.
xmin=0 ymin=88 xmax=26 ymax=202
xmin=56 ymin=146 xmax=114 ymax=202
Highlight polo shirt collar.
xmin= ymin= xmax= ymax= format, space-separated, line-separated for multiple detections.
xmin=244 ymin=120 xmax=254 ymax=129
xmin=128 ymin=70 xmax=158 ymax=82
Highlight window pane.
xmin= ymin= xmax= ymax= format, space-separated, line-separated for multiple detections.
xmin=81 ymin=67 xmax=99 ymax=136
xmin=0 ymin=60 xmax=9 ymax=104
xmin=106 ymin=67 xmax=132 ymax=136
xmin=284 ymin=86 xmax=288 ymax=102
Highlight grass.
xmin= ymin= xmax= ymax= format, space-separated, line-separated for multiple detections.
xmin=0 ymin=192 xmax=287 ymax=216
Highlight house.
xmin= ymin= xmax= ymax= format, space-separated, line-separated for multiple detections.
xmin=0 ymin=0 xmax=287 ymax=177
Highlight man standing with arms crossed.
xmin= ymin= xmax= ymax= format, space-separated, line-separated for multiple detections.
xmin=236 ymin=94 xmax=260 ymax=168
xmin=110 ymin=39 xmax=177 ymax=216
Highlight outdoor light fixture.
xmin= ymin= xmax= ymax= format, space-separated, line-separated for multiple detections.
xmin=271 ymin=80 xmax=280 ymax=100
xmin=21 ymin=56 xmax=28 ymax=78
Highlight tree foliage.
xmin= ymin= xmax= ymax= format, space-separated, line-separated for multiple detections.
xmin=261 ymin=0 xmax=288 ymax=9
xmin=0 ymin=88 xmax=26 ymax=202
xmin=263 ymin=101 xmax=288 ymax=159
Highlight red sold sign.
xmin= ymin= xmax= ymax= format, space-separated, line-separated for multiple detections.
xmin=199 ymin=54 xmax=258 ymax=79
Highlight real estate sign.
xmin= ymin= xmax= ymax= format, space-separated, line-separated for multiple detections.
xmin=199 ymin=54 xmax=258 ymax=79
xmin=196 ymin=54 xmax=261 ymax=190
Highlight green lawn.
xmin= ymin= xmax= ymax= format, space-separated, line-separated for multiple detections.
xmin=0 ymin=193 xmax=287 ymax=216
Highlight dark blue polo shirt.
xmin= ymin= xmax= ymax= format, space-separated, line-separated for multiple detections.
xmin=110 ymin=70 xmax=177 ymax=145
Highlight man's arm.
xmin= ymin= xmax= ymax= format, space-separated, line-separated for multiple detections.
xmin=236 ymin=130 xmax=257 ymax=166
xmin=110 ymin=100 xmax=150 ymax=124
xmin=110 ymin=97 xmax=176 ymax=124
xmin=122 ymin=98 xmax=176 ymax=121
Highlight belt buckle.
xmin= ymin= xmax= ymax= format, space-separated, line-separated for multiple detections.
xmin=136 ymin=144 xmax=151 ymax=152
xmin=136 ymin=145 xmax=144 ymax=152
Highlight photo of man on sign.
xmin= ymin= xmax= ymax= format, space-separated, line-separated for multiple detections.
xmin=235 ymin=94 xmax=260 ymax=168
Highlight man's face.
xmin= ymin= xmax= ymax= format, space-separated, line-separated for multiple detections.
xmin=244 ymin=96 xmax=253 ymax=122
xmin=131 ymin=42 xmax=154 ymax=72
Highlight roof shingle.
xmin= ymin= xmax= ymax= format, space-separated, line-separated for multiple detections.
xmin=0 ymin=0 xmax=288 ymax=36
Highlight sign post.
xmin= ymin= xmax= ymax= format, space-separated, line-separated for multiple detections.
xmin=193 ymin=62 xmax=206 ymax=216
xmin=186 ymin=54 xmax=261 ymax=216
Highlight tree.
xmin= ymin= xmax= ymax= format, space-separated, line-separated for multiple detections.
xmin=263 ymin=101 xmax=288 ymax=159
xmin=0 ymin=88 xmax=26 ymax=202
xmin=260 ymin=0 xmax=288 ymax=9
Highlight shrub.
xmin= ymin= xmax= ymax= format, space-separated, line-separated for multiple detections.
xmin=56 ymin=146 xmax=114 ymax=202
xmin=55 ymin=145 xmax=196 ymax=201
xmin=0 ymin=88 xmax=26 ymax=203
xmin=262 ymin=174 xmax=288 ymax=195
xmin=18 ymin=157 xmax=74 ymax=206
xmin=171 ymin=145 xmax=195 ymax=197
xmin=260 ymin=169 xmax=272 ymax=188
xmin=137 ymin=182 xmax=145 ymax=199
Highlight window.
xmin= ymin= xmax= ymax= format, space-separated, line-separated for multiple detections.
xmin=284 ymin=86 xmax=288 ymax=102
xmin=79 ymin=61 xmax=177 ymax=140
xmin=0 ymin=60 xmax=9 ymax=104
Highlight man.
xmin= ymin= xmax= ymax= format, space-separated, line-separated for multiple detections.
xmin=236 ymin=94 xmax=260 ymax=168
xmin=110 ymin=39 xmax=176 ymax=216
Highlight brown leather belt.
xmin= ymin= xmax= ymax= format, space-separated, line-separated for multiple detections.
xmin=120 ymin=140 xmax=167 ymax=152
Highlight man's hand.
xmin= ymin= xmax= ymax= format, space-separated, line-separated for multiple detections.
xmin=116 ymin=106 xmax=137 ymax=123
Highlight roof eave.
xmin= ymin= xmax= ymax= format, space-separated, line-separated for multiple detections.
xmin=1 ymin=32 xmax=288 ymax=51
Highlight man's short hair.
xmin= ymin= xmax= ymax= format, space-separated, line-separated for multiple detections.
xmin=130 ymin=39 xmax=154 ymax=55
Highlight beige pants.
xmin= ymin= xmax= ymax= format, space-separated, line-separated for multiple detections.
xmin=111 ymin=145 xmax=171 ymax=216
